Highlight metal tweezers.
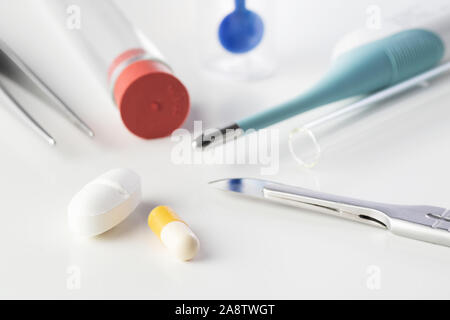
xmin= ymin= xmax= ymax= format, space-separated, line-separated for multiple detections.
xmin=0 ymin=39 xmax=94 ymax=145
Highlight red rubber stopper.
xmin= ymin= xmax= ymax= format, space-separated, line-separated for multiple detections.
xmin=110 ymin=50 xmax=190 ymax=139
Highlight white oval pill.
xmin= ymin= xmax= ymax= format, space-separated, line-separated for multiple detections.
xmin=68 ymin=168 xmax=141 ymax=237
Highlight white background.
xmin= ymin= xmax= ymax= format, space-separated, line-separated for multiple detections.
xmin=1 ymin=0 xmax=450 ymax=299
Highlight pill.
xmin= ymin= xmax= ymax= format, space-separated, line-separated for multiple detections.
xmin=68 ymin=168 xmax=141 ymax=237
xmin=148 ymin=206 xmax=199 ymax=261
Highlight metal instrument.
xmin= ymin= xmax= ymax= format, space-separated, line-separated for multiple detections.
xmin=210 ymin=178 xmax=450 ymax=247
xmin=0 ymin=39 xmax=94 ymax=145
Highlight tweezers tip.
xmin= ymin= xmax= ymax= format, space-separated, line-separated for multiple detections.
xmin=86 ymin=130 xmax=95 ymax=138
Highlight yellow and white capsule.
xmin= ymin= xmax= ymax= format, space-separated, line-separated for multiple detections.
xmin=148 ymin=206 xmax=199 ymax=261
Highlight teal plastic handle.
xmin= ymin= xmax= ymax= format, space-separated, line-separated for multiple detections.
xmin=238 ymin=29 xmax=445 ymax=131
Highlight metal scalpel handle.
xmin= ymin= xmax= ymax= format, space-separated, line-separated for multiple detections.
xmin=263 ymin=183 xmax=450 ymax=247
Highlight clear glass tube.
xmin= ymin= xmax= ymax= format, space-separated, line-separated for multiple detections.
xmin=44 ymin=0 xmax=190 ymax=139
xmin=289 ymin=61 xmax=450 ymax=168
xmin=44 ymin=0 xmax=167 ymax=89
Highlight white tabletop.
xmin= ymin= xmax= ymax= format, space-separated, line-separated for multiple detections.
xmin=1 ymin=0 xmax=450 ymax=299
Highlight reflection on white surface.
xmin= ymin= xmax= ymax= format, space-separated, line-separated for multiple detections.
xmin=205 ymin=53 xmax=276 ymax=81
xmin=1 ymin=0 xmax=450 ymax=299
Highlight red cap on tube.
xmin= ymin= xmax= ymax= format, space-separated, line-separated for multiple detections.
xmin=109 ymin=49 xmax=190 ymax=139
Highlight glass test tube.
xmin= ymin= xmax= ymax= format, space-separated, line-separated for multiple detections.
xmin=45 ymin=0 xmax=190 ymax=139
xmin=290 ymin=2 xmax=450 ymax=167
xmin=289 ymin=62 xmax=450 ymax=168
